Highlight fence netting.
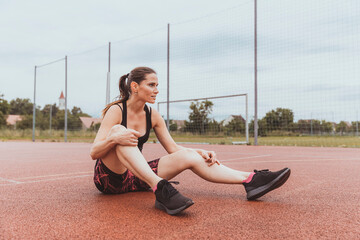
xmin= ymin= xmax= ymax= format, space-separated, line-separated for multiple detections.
xmin=23 ymin=0 xmax=360 ymax=146
xmin=257 ymin=0 xmax=359 ymax=146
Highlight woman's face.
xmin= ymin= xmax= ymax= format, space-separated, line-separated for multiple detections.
xmin=136 ymin=73 xmax=159 ymax=104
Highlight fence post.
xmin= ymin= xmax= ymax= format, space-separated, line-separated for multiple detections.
xmin=65 ymin=56 xmax=68 ymax=142
xmin=106 ymin=42 xmax=111 ymax=105
xmin=254 ymin=0 xmax=258 ymax=145
xmin=357 ymin=111 xmax=359 ymax=136
xmin=310 ymin=113 xmax=313 ymax=136
xmin=32 ymin=66 xmax=37 ymax=142
xmin=49 ymin=105 xmax=52 ymax=135
xmin=246 ymin=94 xmax=249 ymax=143
xmin=167 ymin=23 xmax=170 ymax=130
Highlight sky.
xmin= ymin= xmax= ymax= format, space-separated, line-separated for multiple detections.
xmin=1 ymin=0 xmax=359 ymax=123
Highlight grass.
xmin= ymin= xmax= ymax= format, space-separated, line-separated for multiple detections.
xmin=149 ymin=133 xmax=360 ymax=148
xmin=1 ymin=129 xmax=359 ymax=148
xmin=255 ymin=136 xmax=360 ymax=148
xmin=0 ymin=129 xmax=97 ymax=143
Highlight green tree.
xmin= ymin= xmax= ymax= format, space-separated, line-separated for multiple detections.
xmin=9 ymin=98 xmax=33 ymax=115
xmin=297 ymin=119 xmax=324 ymax=135
xmin=15 ymin=103 xmax=90 ymax=131
xmin=297 ymin=120 xmax=311 ymax=134
xmin=264 ymin=108 xmax=294 ymax=132
xmin=41 ymin=104 xmax=58 ymax=117
xmin=53 ymin=110 xmax=82 ymax=130
xmin=351 ymin=121 xmax=359 ymax=135
xmin=320 ymin=120 xmax=334 ymax=134
xmin=16 ymin=106 xmax=44 ymax=130
xmin=184 ymin=100 xmax=213 ymax=134
xmin=311 ymin=120 xmax=321 ymax=134
xmin=224 ymin=117 xmax=245 ymax=136
xmin=0 ymin=94 xmax=10 ymax=115
xmin=89 ymin=122 xmax=101 ymax=132
xmin=249 ymin=118 xmax=268 ymax=137
xmin=336 ymin=121 xmax=349 ymax=135
xmin=0 ymin=111 xmax=6 ymax=127
xmin=169 ymin=120 xmax=178 ymax=132
xmin=208 ymin=119 xmax=221 ymax=134
xmin=16 ymin=114 xmax=33 ymax=129
xmin=71 ymin=106 xmax=90 ymax=117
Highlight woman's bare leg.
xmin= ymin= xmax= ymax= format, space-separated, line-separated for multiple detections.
xmin=158 ymin=148 xmax=251 ymax=183
xmin=114 ymin=145 xmax=162 ymax=188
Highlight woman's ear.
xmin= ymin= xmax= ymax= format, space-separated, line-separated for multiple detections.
xmin=130 ymin=81 xmax=139 ymax=93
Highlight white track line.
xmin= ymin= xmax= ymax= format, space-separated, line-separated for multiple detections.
xmin=224 ymin=158 xmax=360 ymax=164
xmin=21 ymin=174 xmax=93 ymax=184
xmin=0 ymin=174 xmax=92 ymax=186
xmin=221 ymin=154 xmax=272 ymax=162
xmin=265 ymin=154 xmax=360 ymax=161
xmin=14 ymin=171 xmax=93 ymax=180
xmin=0 ymin=177 xmax=23 ymax=184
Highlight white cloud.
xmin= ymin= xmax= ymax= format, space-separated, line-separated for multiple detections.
xmin=0 ymin=0 xmax=359 ymax=122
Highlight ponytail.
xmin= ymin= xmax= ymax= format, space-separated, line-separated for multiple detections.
xmin=101 ymin=67 xmax=156 ymax=118
xmin=101 ymin=74 xmax=130 ymax=117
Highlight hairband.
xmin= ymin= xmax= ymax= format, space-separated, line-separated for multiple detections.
xmin=126 ymin=73 xmax=130 ymax=78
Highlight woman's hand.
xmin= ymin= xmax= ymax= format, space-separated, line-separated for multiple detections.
xmin=107 ymin=124 xmax=141 ymax=147
xmin=196 ymin=149 xmax=221 ymax=167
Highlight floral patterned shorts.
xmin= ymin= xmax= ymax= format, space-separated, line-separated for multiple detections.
xmin=94 ymin=158 xmax=160 ymax=194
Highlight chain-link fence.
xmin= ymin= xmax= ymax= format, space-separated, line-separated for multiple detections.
xmin=8 ymin=0 xmax=358 ymax=146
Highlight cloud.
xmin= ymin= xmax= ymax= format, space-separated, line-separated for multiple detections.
xmin=1 ymin=0 xmax=359 ymax=122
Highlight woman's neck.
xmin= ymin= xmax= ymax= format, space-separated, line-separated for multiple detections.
xmin=127 ymin=96 xmax=145 ymax=113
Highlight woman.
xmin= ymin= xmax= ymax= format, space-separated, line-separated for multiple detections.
xmin=90 ymin=67 xmax=290 ymax=215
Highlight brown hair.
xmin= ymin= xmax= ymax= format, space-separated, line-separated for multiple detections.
xmin=102 ymin=66 xmax=156 ymax=117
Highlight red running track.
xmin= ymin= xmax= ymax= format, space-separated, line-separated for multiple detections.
xmin=0 ymin=142 xmax=359 ymax=239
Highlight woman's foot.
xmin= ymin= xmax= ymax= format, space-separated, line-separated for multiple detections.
xmin=243 ymin=168 xmax=291 ymax=200
xmin=154 ymin=179 xmax=194 ymax=215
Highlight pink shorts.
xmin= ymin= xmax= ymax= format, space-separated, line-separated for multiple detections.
xmin=94 ymin=158 xmax=160 ymax=194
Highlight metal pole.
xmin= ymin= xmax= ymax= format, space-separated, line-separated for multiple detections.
xmin=356 ymin=111 xmax=359 ymax=136
xmin=49 ymin=105 xmax=52 ymax=135
xmin=310 ymin=112 xmax=313 ymax=135
xmin=332 ymin=112 xmax=335 ymax=136
xmin=106 ymin=42 xmax=111 ymax=105
xmin=32 ymin=66 xmax=37 ymax=142
xmin=254 ymin=0 xmax=258 ymax=145
xmin=246 ymin=94 xmax=249 ymax=144
xmin=64 ymin=56 xmax=68 ymax=142
xmin=166 ymin=23 xmax=170 ymax=130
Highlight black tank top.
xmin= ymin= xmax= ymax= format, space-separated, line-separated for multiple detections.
xmin=116 ymin=101 xmax=152 ymax=152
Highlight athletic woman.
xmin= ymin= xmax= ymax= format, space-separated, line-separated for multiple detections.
xmin=90 ymin=67 xmax=291 ymax=215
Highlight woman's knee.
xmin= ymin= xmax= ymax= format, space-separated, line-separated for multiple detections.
xmin=178 ymin=148 xmax=203 ymax=168
xmin=111 ymin=125 xmax=137 ymax=150
xmin=111 ymin=124 xmax=127 ymax=134
xmin=115 ymin=144 xmax=137 ymax=153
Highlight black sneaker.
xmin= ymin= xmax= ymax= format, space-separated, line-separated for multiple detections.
xmin=243 ymin=168 xmax=291 ymax=200
xmin=155 ymin=179 xmax=194 ymax=215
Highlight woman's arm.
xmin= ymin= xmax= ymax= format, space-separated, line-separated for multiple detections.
xmin=90 ymin=104 xmax=140 ymax=160
xmin=152 ymin=108 xmax=220 ymax=166
xmin=152 ymin=109 xmax=184 ymax=154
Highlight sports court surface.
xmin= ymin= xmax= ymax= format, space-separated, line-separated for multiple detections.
xmin=1 ymin=142 xmax=359 ymax=239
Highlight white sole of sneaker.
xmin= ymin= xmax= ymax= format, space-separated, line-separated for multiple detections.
xmin=247 ymin=168 xmax=291 ymax=200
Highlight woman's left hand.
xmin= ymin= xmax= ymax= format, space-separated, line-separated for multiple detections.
xmin=196 ymin=149 xmax=220 ymax=167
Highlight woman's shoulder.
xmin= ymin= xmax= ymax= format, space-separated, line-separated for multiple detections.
xmin=148 ymin=106 xmax=160 ymax=116
xmin=103 ymin=104 xmax=123 ymax=122
xmin=149 ymin=107 xmax=163 ymax=127
xmin=108 ymin=103 xmax=123 ymax=113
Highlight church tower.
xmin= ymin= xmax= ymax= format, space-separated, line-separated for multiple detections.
xmin=59 ymin=91 xmax=65 ymax=110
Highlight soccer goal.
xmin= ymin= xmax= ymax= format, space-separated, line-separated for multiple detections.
xmin=157 ymin=94 xmax=249 ymax=144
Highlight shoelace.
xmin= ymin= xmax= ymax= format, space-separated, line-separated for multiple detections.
xmin=162 ymin=181 xmax=180 ymax=199
xmin=254 ymin=169 xmax=270 ymax=174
